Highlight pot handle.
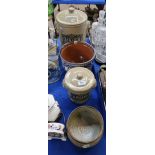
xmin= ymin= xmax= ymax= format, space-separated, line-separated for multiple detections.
xmin=59 ymin=26 xmax=64 ymax=33
xmin=62 ymin=79 xmax=68 ymax=89
xmin=54 ymin=20 xmax=59 ymax=35
xmin=91 ymin=79 xmax=97 ymax=89
xmin=86 ymin=20 xmax=91 ymax=34
xmin=82 ymin=144 xmax=90 ymax=148
xmin=54 ymin=21 xmax=64 ymax=34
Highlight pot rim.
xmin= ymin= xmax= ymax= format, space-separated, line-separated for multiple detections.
xmin=56 ymin=18 xmax=87 ymax=28
xmin=67 ymin=131 xmax=103 ymax=147
xmin=66 ymin=106 xmax=104 ymax=144
xmin=60 ymin=42 xmax=96 ymax=66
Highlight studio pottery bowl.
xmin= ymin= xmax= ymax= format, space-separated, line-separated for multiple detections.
xmin=66 ymin=106 xmax=104 ymax=148
xmin=60 ymin=42 xmax=95 ymax=71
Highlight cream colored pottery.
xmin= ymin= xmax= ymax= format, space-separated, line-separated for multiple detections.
xmin=56 ymin=7 xmax=89 ymax=45
xmin=63 ymin=67 xmax=96 ymax=103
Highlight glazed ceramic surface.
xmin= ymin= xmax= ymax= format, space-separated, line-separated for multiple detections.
xmin=60 ymin=42 xmax=95 ymax=71
xmin=48 ymin=123 xmax=66 ymax=141
xmin=63 ymin=67 xmax=96 ymax=103
xmin=56 ymin=7 xmax=89 ymax=45
xmin=67 ymin=132 xmax=102 ymax=148
xmin=66 ymin=106 xmax=104 ymax=148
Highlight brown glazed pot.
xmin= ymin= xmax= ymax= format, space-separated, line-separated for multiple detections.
xmin=60 ymin=42 xmax=95 ymax=71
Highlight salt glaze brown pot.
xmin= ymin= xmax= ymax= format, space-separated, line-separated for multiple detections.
xmin=66 ymin=106 xmax=104 ymax=148
xmin=60 ymin=42 xmax=95 ymax=71
xmin=56 ymin=7 xmax=89 ymax=45
xmin=63 ymin=67 xmax=96 ymax=104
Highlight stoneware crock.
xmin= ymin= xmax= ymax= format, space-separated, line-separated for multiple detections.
xmin=63 ymin=67 xmax=96 ymax=104
xmin=56 ymin=7 xmax=89 ymax=45
xmin=66 ymin=106 xmax=104 ymax=148
xmin=60 ymin=41 xmax=95 ymax=71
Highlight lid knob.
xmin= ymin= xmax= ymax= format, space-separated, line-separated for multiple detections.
xmin=77 ymin=73 xmax=83 ymax=80
xmin=69 ymin=7 xmax=75 ymax=13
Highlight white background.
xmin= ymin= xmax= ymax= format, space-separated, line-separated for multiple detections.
xmin=0 ymin=0 xmax=155 ymax=155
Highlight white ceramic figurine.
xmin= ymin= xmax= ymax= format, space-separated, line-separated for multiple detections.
xmin=48 ymin=94 xmax=61 ymax=122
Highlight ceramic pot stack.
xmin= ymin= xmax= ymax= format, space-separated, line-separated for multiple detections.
xmin=48 ymin=7 xmax=105 ymax=149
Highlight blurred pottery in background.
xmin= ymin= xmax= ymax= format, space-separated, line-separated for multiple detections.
xmin=48 ymin=94 xmax=61 ymax=122
xmin=90 ymin=10 xmax=106 ymax=64
xmin=48 ymin=39 xmax=61 ymax=84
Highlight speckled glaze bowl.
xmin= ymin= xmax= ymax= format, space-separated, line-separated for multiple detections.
xmin=66 ymin=106 xmax=104 ymax=148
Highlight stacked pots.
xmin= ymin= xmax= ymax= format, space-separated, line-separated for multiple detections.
xmin=56 ymin=7 xmax=95 ymax=71
xmin=55 ymin=7 xmax=104 ymax=149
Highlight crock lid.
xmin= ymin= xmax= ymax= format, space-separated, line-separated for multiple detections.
xmin=63 ymin=67 xmax=96 ymax=93
xmin=56 ymin=7 xmax=87 ymax=26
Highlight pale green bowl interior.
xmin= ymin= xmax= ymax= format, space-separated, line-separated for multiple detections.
xmin=67 ymin=106 xmax=103 ymax=144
